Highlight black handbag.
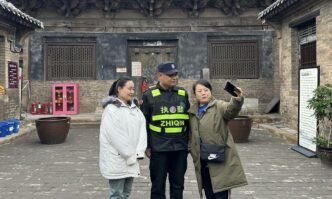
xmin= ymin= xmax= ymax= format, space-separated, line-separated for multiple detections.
xmin=200 ymin=142 xmax=226 ymax=163
xmin=199 ymin=130 xmax=228 ymax=163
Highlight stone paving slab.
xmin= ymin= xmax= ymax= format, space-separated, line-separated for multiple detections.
xmin=0 ymin=127 xmax=331 ymax=199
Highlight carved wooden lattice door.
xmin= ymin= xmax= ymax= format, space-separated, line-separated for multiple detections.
xmin=128 ymin=46 xmax=177 ymax=98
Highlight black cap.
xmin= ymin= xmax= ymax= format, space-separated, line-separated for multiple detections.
xmin=157 ymin=62 xmax=178 ymax=75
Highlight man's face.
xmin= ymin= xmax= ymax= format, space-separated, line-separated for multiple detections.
xmin=158 ymin=72 xmax=178 ymax=89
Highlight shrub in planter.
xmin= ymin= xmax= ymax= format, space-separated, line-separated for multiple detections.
xmin=307 ymin=84 xmax=332 ymax=166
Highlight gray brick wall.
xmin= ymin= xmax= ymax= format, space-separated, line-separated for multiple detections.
xmin=23 ymin=5 xmax=277 ymax=116
xmin=0 ymin=29 xmax=21 ymax=120
xmin=29 ymin=78 xmax=273 ymax=114
xmin=275 ymin=1 xmax=332 ymax=129
xmin=0 ymin=35 xmax=5 ymax=87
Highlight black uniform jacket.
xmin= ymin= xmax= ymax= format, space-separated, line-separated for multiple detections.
xmin=140 ymin=83 xmax=190 ymax=152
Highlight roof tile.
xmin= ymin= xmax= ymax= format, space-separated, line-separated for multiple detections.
xmin=0 ymin=0 xmax=43 ymax=29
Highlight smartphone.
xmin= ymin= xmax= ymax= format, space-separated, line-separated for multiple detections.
xmin=224 ymin=81 xmax=238 ymax=97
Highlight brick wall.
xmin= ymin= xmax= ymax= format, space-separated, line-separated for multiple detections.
xmin=0 ymin=35 xmax=5 ymax=86
xmin=0 ymin=29 xmax=21 ymax=120
xmin=29 ymin=78 xmax=273 ymax=115
xmin=0 ymin=34 xmax=5 ymax=120
xmin=316 ymin=1 xmax=332 ymax=84
xmin=24 ymin=5 xmax=276 ymax=116
xmin=21 ymin=39 xmax=30 ymax=111
xmin=276 ymin=0 xmax=332 ymax=129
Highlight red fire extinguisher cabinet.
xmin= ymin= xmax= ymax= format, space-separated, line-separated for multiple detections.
xmin=52 ymin=83 xmax=79 ymax=115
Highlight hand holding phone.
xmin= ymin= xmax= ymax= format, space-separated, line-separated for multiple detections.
xmin=224 ymin=81 xmax=238 ymax=97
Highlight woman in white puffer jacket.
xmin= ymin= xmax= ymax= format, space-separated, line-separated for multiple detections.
xmin=99 ymin=76 xmax=147 ymax=199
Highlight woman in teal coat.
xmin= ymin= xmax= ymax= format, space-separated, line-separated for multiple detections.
xmin=188 ymin=79 xmax=248 ymax=199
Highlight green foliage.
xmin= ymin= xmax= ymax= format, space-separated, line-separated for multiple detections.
xmin=307 ymin=84 xmax=332 ymax=148
xmin=312 ymin=136 xmax=329 ymax=148
xmin=307 ymin=84 xmax=332 ymax=121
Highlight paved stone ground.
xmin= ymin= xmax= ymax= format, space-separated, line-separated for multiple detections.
xmin=0 ymin=127 xmax=331 ymax=199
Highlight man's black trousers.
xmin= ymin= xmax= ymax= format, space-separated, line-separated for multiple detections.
xmin=150 ymin=150 xmax=188 ymax=199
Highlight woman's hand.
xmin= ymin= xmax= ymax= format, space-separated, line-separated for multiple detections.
xmin=233 ymin=87 xmax=244 ymax=101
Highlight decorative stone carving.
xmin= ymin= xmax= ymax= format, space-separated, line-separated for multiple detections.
xmin=50 ymin=0 xmax=87 ymax=17
xmin=176 ymin=0 xmax=210 ymax=17
xmin=8 ymin=0 xmax=275 ymax=18
xmin=133 ymin=0 xmax=173 ymax=17
xmin=94 ymin=0 xmax=121 ymax=18
xmin=211 ymin=0 xmax=242 ymax=16
xmin=212 ymin=0 xmax=274 ymax=16
xmin=8 ymin=37 xmax=22 ymax=53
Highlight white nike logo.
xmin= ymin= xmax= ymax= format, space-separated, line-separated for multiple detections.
xmin=208 ymin=154 xmax=218 ymax=160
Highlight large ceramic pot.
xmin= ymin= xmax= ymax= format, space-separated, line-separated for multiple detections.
xmin=228 ymin=116 xmax=253 ymax=143
xmin=317 ymin=146 xmax=332 ymax=167
xmin=35 ymin=117 xmax=71 ymax=144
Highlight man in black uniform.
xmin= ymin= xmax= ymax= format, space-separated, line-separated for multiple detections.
xmin=140 ymin=62 xmax=190 ymax=199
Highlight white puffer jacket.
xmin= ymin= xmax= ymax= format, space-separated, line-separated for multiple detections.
xmin=99 ymin=97 xmax=147 ymax=179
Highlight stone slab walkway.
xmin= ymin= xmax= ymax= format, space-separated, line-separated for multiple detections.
xmin=0 ymin=127 xmax=331 ymax=199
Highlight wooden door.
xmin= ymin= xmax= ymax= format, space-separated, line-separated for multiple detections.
xmin=128 ymin=46 xmax=177 ymax=98
xmin=129 ymin=46 xmax=177 ymax=85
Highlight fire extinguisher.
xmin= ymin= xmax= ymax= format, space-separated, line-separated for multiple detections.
xmin=31 ymin=102 xmax=37 ymax=114
xmin=37 ymin=102 xmax=42 ymax=114
xmin=48 ymin=102 xmax=53 ymax=114
xmin=42 ymin=102 xmax=48 ymax=114
xmin=141 ymin=77 xmax=148 ymax=93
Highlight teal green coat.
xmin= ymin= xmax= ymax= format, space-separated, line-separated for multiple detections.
xmin=188 ymin=97 xmax=248 ymax=197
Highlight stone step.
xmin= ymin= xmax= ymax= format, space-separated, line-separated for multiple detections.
xmin=257 ymin=123 xmax=298 ymax=144
xmin=249 ymin=113 xmax=283 ymax=125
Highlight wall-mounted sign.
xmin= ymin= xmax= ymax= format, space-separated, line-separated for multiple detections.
xmin=131 ymin=62 xmax=142 ymax=77
xmin=116 ymin=67 xmax=127 ymax=73
xmin=8 ymin=61 xmax=18 ymax=88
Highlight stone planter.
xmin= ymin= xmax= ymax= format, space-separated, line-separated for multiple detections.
xmin=35 ymin=117 xmax=70 ymax=144
xmin=317 ymin=146 xmax=332 ymax=167
xmin=228 ymin=116 xmax=253 ymax=143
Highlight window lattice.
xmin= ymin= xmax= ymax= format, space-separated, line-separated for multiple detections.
xmin=45 ymin=43 xmax=96 ymax=80
xmin=208 ymin=40 xmax=259 ymax=79
xmin=300 ymin=41 xmax=316 ymax=67
xmin=298 ymin=20 xmax=316 ymax=68
xmin=298 ymin=23 xmax=316 ymax=45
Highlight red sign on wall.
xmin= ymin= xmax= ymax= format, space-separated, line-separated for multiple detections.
xmin=8 ymin=61 xmax=18 ymax=88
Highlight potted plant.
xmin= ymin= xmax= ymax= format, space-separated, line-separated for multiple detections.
xmin=307 ymin=83 xmax=332 ymax=166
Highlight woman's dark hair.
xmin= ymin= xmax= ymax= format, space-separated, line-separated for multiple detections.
xmin=192 ymin=79 xmax=212 ymax=95
xmin=109 ymin=76 xmax=133 ymax=96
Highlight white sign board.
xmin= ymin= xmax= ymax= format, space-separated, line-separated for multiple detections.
xmin=131 ymin=62 xmax=142 ymax=77
xmin=116 ymin=67 xmax=127 ymax=73
xmin=298 ymin=68 xmax=318 ymax=152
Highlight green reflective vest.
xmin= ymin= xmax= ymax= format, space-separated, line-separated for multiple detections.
xmin=141 ymin=85 xmax=190 ymax=152
xmin=149 ymin=87 xmax=189 ymax=134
